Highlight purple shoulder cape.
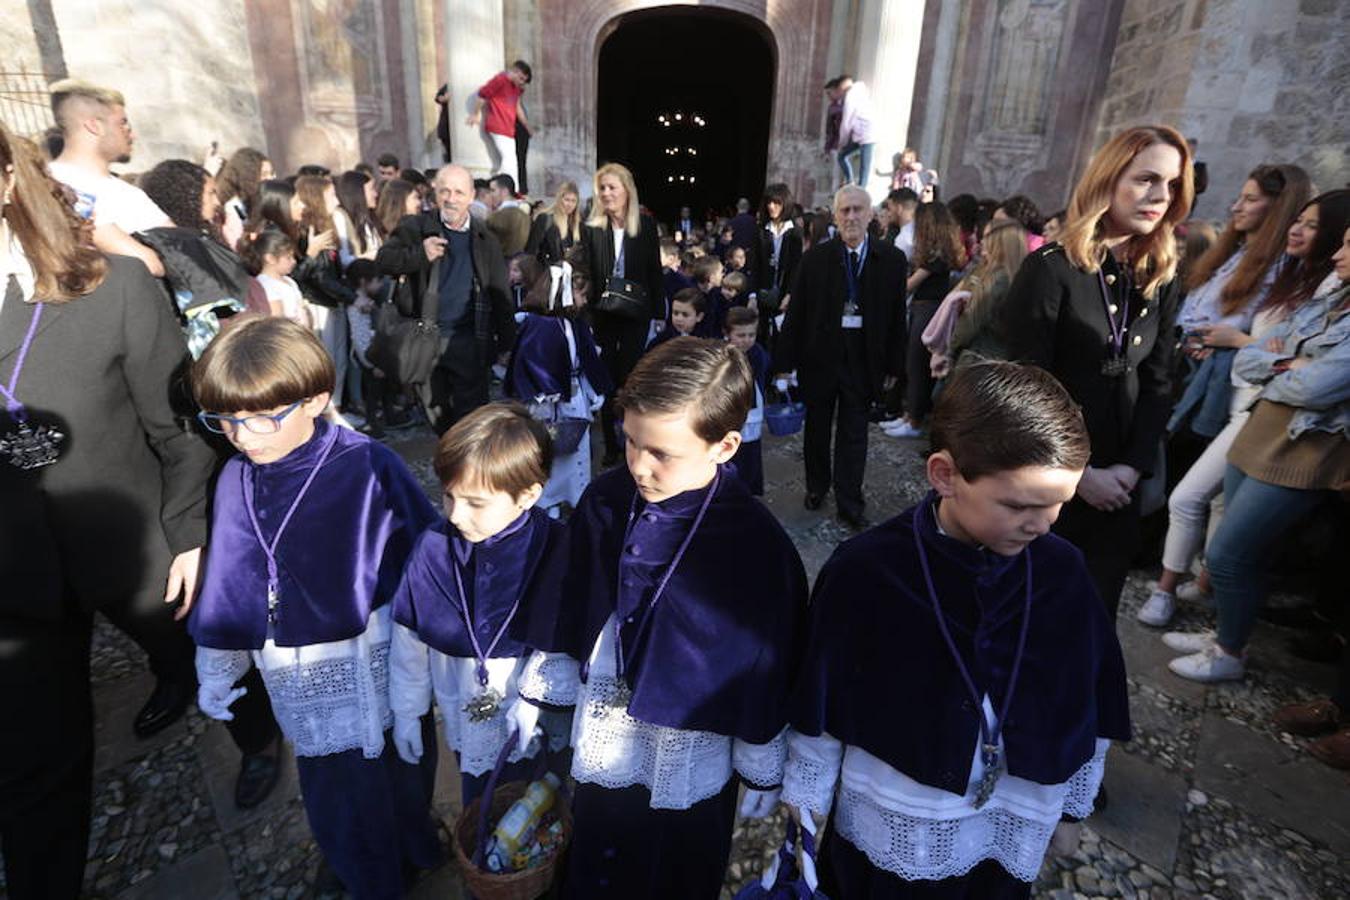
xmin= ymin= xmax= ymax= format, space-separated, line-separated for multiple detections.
xmin=516 ymin=466 xmax=808 ymax=744
xmin=504 ymin=313 xmax=612 ymax=401
xmin=189 ymin=421 xmax=438 ymax=649
xmin=391 ymin=507 xmax=564 ymax=658
xmin=790 ymin=493 xmax=1131 ymax=792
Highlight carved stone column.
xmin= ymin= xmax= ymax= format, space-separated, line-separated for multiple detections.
xmin=445 ymin=0 xmax=506 ymax=177
xmin=853 ymin=0 xmax=926 ymax=202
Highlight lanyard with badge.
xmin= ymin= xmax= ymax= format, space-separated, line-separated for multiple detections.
xmin=1099 ymin=263 xmax=1132 ymax=378
xmin=0 ymin=301 xmax=67 ymax=469
xmin=842 ymin=243 xmax=866 ymax=330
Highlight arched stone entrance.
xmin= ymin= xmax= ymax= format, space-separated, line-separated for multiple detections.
xmin=595 ymin=7 xmax=774 ymax=219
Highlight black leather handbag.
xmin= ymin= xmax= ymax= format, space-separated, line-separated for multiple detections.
xmin=368 ymin=268 xmax=441 ymax=386
xmin=596 ymin=276 xmax=649 ymax=320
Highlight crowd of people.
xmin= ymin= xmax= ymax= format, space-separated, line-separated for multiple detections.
xmin=0 ymin=64 xmax=1346 ymax=900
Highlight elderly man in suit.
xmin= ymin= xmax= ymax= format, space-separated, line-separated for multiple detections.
xmin=376 ymin=164 xmax=515 ymax=433
xmin=775 ymin=185 xmax=907 ymax=528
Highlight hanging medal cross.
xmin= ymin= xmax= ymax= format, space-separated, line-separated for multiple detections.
xmin=0 ymin=419 xmax=65 ymax=469
xmin=464 ymin=685 xmax=504 ymax=723
xmin=973 ymin=743 xmax=1002 ymax=809
xmin=266 ymin=582 xmax=279 ymax=625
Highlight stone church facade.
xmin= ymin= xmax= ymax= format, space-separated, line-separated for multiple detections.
xmin=2 ymin=0 xmax=1344 ymax=219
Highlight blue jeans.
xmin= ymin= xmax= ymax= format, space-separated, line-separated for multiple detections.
xmin=1208 ymin=465 xmax=1327 ymax=653
xmin=837 ymin=141 xmax=874 ymax=187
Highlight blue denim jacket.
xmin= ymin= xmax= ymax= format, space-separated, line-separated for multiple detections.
xmin=1233 ymin=277 xmax=1350 ymax=439
xmin=1168 ymin=349 xmax=1236 ymax=438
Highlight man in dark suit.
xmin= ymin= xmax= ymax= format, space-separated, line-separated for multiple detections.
xmin=776 ymin=185 xmax=907 ymax=528
xmin=376 ymin=164 xmax=515 ymax=433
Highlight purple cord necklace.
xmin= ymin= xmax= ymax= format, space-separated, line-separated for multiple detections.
xmin=0 ymin=302 xmax=67 ymax=469
xmin=449 ymin=544 xmax=528 ymax=723
xmin=913 ymin=498 xmax=1034 ymax=808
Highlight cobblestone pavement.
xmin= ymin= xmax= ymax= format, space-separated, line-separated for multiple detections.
xmin=26 ymin=420 xmax=1350 ymax=900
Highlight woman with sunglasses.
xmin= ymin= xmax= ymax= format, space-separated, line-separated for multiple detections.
xmin=0 ymin=124 xmax=216 ymax=898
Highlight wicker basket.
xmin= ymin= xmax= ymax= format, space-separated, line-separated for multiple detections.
xmin=452 ymin=780 xmax=572 ymax=900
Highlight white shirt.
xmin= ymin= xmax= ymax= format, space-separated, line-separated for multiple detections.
xmin=255 ymin=273 xmax=307 ymax=325
xmin=517 ymin=615 xmax=786 ymax=810
xmin=894 ymin=221 xmax=916 ymax=261
xmin=48 ymin=160 xmax=170 ymax=234
xmin=0 ymin=230 xmax=38 ymax=306
xmin=196 ymin=607 xmax=395 ymax=759
xmin=611 ymin=225 xmax=626 ymax=274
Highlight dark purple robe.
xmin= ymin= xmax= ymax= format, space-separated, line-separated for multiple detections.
xmin=189 ymin=419 xmax=438 ymax=650
xmin=503 ymin=313 xmax=611 ymax=402
xmin=791 ymin=493 xmax=1131 ymax=793
xmin=517 ymin=465 xmax=807 ymax=744
xmin=391 ymin=507 xmax=565 ymax=659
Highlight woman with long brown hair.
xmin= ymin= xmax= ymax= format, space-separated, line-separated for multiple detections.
xmin=1137 ymin=163 xmax=1310 ymax=627
xmin=998 ymin=124 xmax=1193 ymax=620
xmin=216 ymin=146 xmax=273 ymax=251
xmin=886 ymin=201 xmax=966 ymax=438
xmin=0 ymin=123 xmax=216 ymax=898
xmin=946 ymin=218 xmax=1030 ymax=367
xmin=374 ymin=177 xmax=420 ymax=237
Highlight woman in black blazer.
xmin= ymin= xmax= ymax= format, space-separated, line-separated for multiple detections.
xmin=526 ymin=179 xmax=582 ymax=267
xmin=577 ymin=162 xmax=664 ymax=464
xmin=998 ymin=124 xmax=1193 ymax=619
xmin=753 ymin=182 xmax=804 ymax=316
xmin=0 ymin=125 xmax=216 ymax=897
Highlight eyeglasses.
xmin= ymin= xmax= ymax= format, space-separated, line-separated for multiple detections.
xmin=197 ymin=400 xmax=303 ymax=435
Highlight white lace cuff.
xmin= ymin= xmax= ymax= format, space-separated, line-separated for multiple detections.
xmin=782 ymin=730 xmax=843 ymax=817
xmin=196 ymin=647 xmax=251 ymax=692
xmin=1061 ymin=738 xmax=1110 ymax=820
xmin=389 ymin=624 xmax=433 ymax=720
xmin=516 ymin=651 xmax=580 ymax=706
xmin=733 ymin=729 xmax=788 ymax=790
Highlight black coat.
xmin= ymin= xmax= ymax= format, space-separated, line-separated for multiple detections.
xmin=753 ymin=223 xmax=804 ymax=298
xmin=0 ymin=257 xmax=216 ymax=617
xmin=376 ymin=211 xmax=516 ymax=354
xmin=525 ymin=215 xmax=575 ymax=267
xmin=996 ymin=244 xmax=1179 ymax=473
xmin=775 ymin=238 xmax=908 ymax=401
xmin=577 ymin=213 xmax=664 ymax=321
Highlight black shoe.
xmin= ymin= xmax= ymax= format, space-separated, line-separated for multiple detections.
xmin=804 ymin=492 xmax=824 ymax=511
xmin=1093 ymin=783 xmax=1109 ymax=813
xmin=234 ymin=744 xmax=282 ymax=809
xmin=133 ymin=677 xmax=195 ymax=738
xmin=838 ymin=509 xmax=870 ymax=530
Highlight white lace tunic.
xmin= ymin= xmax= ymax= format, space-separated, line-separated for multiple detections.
xmin=196 ymin=606 xmax=395 ymax=759
xmin=782 ymin=704 xmax=1108 ymax=883
xmin=388 ymin=623 xmax=548 ymax=775
xmin=518 ymin=614 xmax=786 ymax=810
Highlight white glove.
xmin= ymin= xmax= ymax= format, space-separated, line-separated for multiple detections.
xmin=197 ymin=683 xmax=246 ymax=721
xmin=739 ymin=787 xmax=782 ymax=819
xmin=393 ymin=715 xmax=424 ymax=764
xmin=506 ymin=698 xmax=542 ymax=755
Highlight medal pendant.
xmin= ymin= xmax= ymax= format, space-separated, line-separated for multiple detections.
xmin=266 ymin=584 xmax=279 ymax=624
xmin=1100 ymin=356 xmax=1128 ymax=377
xmin=0 ymin=420 xmax=65 ymax=470
xmin=604 ymin=680 xmax=633 ymax=717
xmin=464 ymin=687 xmax=504 ymax=723
xmin=973 ymin=744 xmax=1002 ymax=809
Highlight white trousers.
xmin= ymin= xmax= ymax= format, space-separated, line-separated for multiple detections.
xmin=1160 ymin=410 xmax=1248 ymax=574
xmin=489 ymin=132 xmax=518 ymax=184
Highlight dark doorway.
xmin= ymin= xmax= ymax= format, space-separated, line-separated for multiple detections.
xmin=596 ymin=8 xmax=774 ymax=226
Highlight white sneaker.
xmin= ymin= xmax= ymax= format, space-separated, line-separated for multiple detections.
xmin=1176 ymin=580 xmax=1213 ymax=606
xmin=878 ymin=415 xmax=906 ymax=428
xmin=1168 ymin=644 xmax=1245 ymax=682
xmin=1136 ymin=588 xmax=1176 ymax=627
xmin=884 ymin=421 xmax=924 ymax=439
xmin=1163 ymin=630 xmax=1216 ymax=653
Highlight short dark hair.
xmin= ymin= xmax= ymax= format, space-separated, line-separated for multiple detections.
xmin=346 ymin=258 xmax=380 ymax=287
xmin=297 ymin=164 xmax=330 ymax=177
xmin=887 ymin=188 xmax=919 ymax=207
xmin=399 ymin=167 xmax=428 ymax=187
xmin=724 ymin=306 xmax=758 ymax=331
xmin=671 ymin=286 xmax=706 ymax=315
xmin=193 ymin=315 xmax=334 ymax=413
xmin=823 ymin=77 xmax=841 ymax=90
xmin=511 ymin=60 xmax=533 ymax=83
xmin=617 ymin=337 xmax=753 ymax=443
xmin=434 ymin=402 xmax=551 ymax=497
xmin=490 ymin=173 xmax=516 ymax=194
xmin=930 ymin=361 xmax=1090 ymax=481
xmin=473 ymin=178 xmax=491 ymax=192
xmin=376 ymin=153 xmax=400 ymax=169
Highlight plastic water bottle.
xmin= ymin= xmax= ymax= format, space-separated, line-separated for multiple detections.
xmin=483 ymin=773 xmax=561 ymax=872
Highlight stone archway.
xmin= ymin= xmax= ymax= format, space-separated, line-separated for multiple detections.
xmin=531 ymin=0 xmax=836 ymax=206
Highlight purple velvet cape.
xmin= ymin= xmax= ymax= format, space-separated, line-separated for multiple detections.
xmin=189 ymin=420 xmax=439 ymax=650
xmin=515 ymin=465 xmax=808 ymax=744
xmin=503 ymin=313 xmax=612 ymax=402
xmin=390 ymin=507 xmax=564 ymax=659
xmin=791 ymin=493 xmax=1131 ymax=793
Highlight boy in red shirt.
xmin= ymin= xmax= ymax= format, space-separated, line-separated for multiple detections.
xmin=468 ymin=60 xmax=533 ymax=185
